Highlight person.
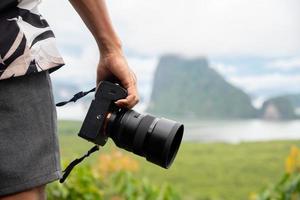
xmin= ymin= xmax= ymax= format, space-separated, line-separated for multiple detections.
xmin=0 ymin=0 xmax=139 ymax=199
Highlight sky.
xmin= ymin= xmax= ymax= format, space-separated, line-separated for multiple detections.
xmin=39 ymin=0 xmax=300 ymax=110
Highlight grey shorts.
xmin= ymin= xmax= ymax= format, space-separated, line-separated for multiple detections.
xmin=0 ymin=71 xmax=61 ymax=196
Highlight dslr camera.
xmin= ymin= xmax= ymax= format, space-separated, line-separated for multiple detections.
xmin=78 ymin=81 xmax=184 ymax=168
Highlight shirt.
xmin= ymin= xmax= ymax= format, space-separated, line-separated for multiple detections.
xmin=0 ymin=0 xmax=64 ymax=80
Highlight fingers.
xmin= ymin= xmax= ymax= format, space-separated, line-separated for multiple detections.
xmin=115 ymin=87 xmax=139 ymax=109
xmin=115 ymin=94 xmax=139 ymax=109
xmin=97 ymin=54 xmax=139 ymax=109
xmin=115 ymin=73 xmax=139 ymax=109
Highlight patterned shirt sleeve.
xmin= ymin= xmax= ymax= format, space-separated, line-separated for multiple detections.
xmin=0 ymin=0 xmax=65 ymax=80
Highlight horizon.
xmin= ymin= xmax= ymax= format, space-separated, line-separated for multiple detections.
xmin=54 ymin=55 xmax=300 ymax=120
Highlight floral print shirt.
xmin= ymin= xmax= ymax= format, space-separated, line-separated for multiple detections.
xmin=0 ymin=0 xmax=64 ymax=80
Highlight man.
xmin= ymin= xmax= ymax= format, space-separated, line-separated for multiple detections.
xmin=0 ymin=0 xmax=139 ymax=199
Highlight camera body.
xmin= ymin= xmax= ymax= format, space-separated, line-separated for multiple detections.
xmin=78 ymin=81 xmax=127 ymax=145
xmin=78 ymin=81 xmax=184 ymax=169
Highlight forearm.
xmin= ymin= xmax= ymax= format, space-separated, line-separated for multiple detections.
xmin=70 ymin=0 xmax=139 ymax=108
xmin=69 ymin=0 xmax=122 ymax=54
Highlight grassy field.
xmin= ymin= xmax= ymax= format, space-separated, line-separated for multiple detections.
xmin=57 ymin=120 xmax=300 ymax=200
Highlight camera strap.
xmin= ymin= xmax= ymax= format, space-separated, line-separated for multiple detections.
xmin=59 ymin=145 xmax=100 ymax=183
xmin=55 ymin=87 xmax=98 ymax=183
xmin=56 ymin=87 xmax=96 ymax=107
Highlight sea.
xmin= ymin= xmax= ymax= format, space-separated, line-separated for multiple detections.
xmin=56 ymin=103 xmax=300 ymax=143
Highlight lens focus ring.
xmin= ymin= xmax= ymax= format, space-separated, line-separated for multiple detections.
xmin=132 ymin=115 xmax=156 ymax=156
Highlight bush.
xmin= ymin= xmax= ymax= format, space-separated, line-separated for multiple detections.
xmin=47 ymin=149 xmax=180 ymax=200
xmin=253 ymin=146 xmax=300 ymax=200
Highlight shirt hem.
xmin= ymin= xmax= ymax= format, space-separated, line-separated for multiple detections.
xmin=0 ymin=170 xmax=62 ymax=197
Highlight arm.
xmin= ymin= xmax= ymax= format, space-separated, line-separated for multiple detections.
xmin=69 ymin=0 xmax=139 ymax=108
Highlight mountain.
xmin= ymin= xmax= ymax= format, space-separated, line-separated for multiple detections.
xmin=260 ymin=96 xmax=297 ymax=120
xmin=147 ymin=55 xmax=257 ymax=119
xmin=280 ymin=94 xmax=300 ymax=108
xmin=260 ymin=94 xmax=300 ymax=120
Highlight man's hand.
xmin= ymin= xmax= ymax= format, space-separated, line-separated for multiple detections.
xmin=69 ymin=0 xmax=139 ymax=109
xmin=97 ymin=51 xmax=139 ymax=109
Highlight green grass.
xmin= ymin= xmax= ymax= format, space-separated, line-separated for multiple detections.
xmin=58 ymin=120 xmax=300 ymax=200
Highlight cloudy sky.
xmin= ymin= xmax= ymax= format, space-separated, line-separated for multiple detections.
xmin=39 ymin=0 xmax=300 ymax=109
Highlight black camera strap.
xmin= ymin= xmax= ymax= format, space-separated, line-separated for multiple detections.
xmin=56 ymin=87 xmax=96 ymax=107
xmin=55 ymin=87 xmax=98 ymax=183
xmin=59 ymin=145 xmax=99 ymax=183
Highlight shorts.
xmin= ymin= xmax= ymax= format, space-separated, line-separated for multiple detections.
xmin=0 ymin=71 xmax=61 ymax=196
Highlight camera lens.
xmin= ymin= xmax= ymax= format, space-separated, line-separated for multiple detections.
xmin=107 ymin=110 xmax=184 ymax=168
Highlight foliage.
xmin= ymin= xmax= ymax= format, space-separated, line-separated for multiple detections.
xmin=47 ymin=165 xmax=104 ymax=200
xmin=253 ymin=146 xmax=300 ymax=200
xmin=104 ymin=171 xmax=180 ymax=200
xmin=93 ymin=149 xmax=139 ymax=178
xmin=47 ymin=149 xmax=180 ymax=200
xmin=59 ymin=129 xmax=300 ymax=200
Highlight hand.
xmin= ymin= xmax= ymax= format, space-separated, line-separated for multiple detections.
xmin=97 ymin=51 xmax=139 ymax=109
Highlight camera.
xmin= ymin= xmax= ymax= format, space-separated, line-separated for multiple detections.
xmin=78 ymin=81 xmax=184 ymax=168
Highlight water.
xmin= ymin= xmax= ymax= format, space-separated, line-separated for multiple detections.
xmin=184 ymin=120 xmax=300 ymax=143
xmin=56 ymin=105 xmax=300 ymax=143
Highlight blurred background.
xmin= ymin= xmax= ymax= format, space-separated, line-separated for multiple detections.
xmin=40 ymin=0 xmax=300 ymax=199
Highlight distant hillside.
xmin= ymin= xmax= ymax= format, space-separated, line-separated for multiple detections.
xmin=147 ymin=55 xmax=257 ymax=119
xmin=280 ymin=94 xmax=300 ymax=108
xmin=260 ymin=94 xmax=300 ymax=120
